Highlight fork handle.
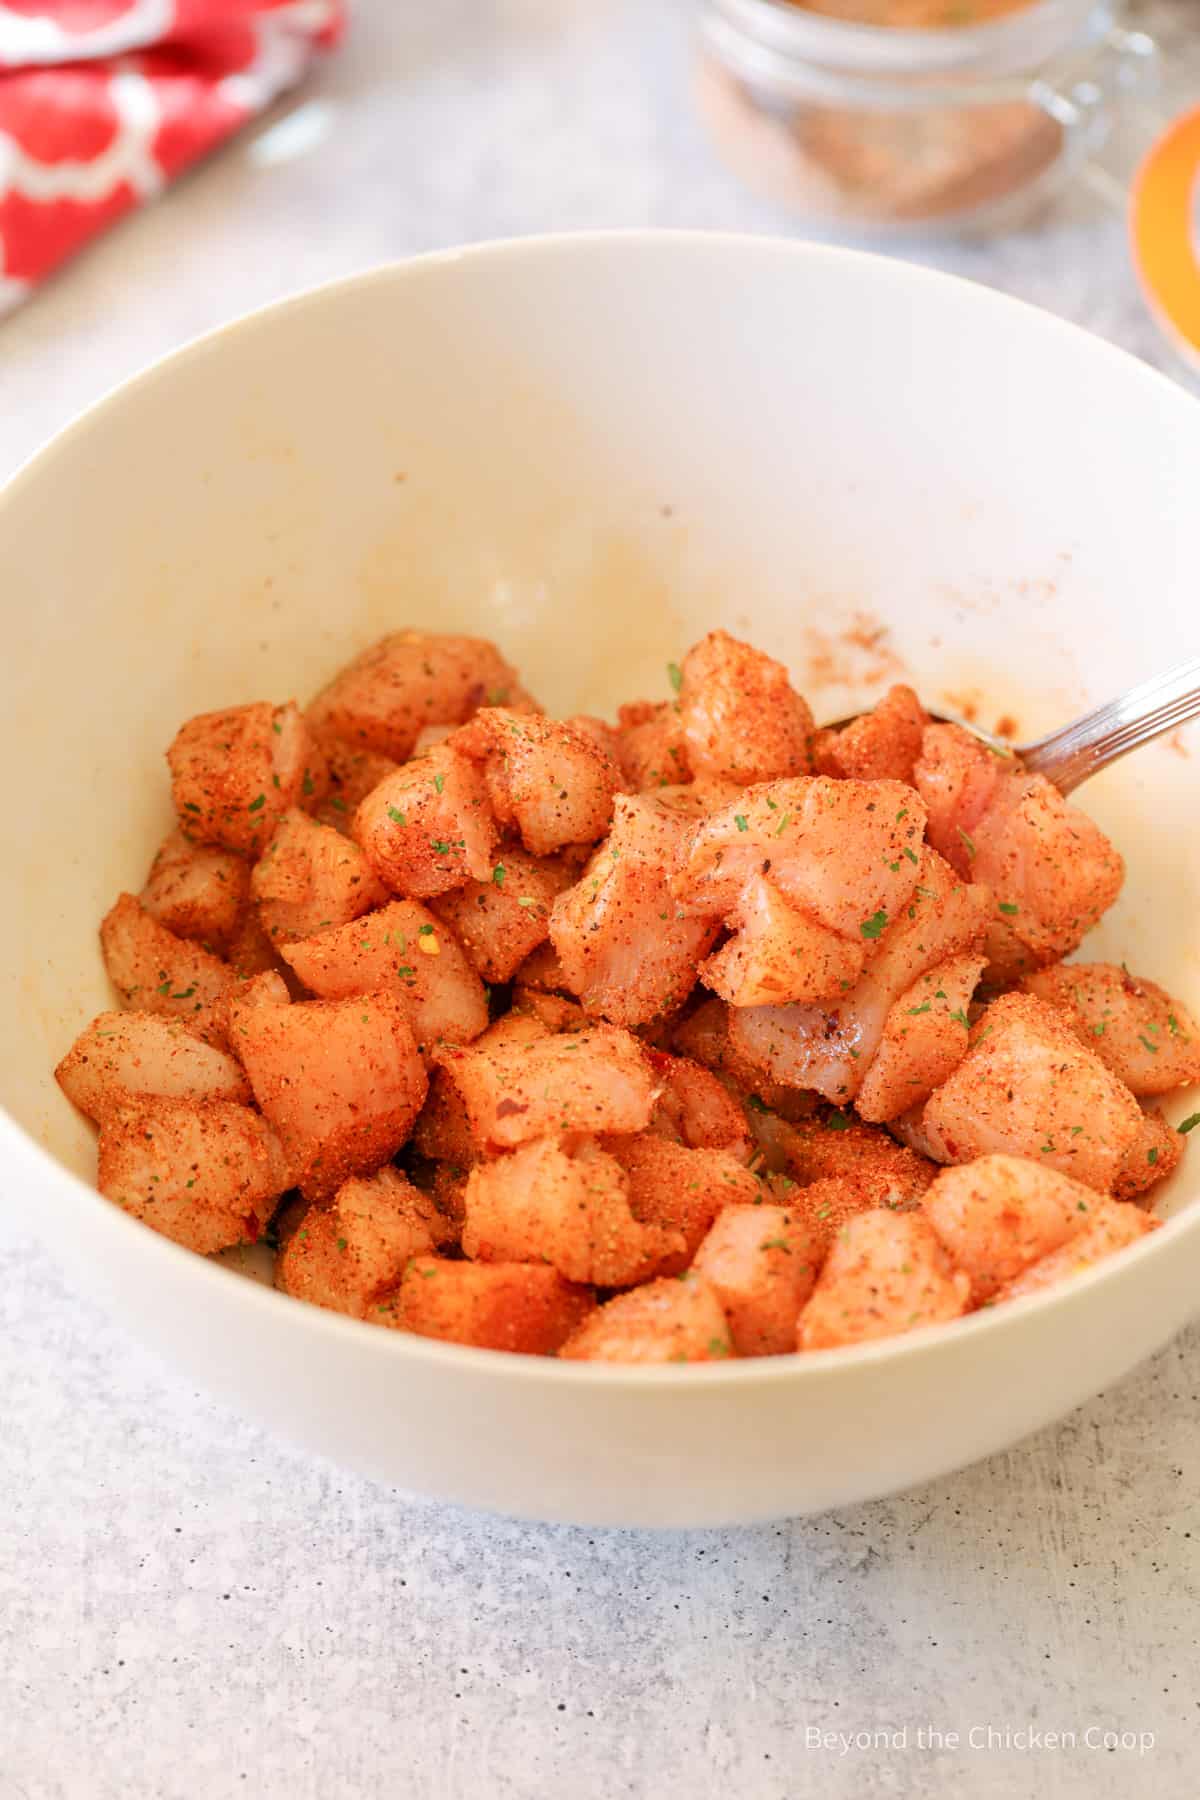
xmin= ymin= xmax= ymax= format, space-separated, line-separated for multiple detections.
xmin=1020 ymin=657 xmax=1200 ymax=795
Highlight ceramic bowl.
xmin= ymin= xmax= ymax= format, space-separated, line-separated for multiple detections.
xmin=2 ymin=234 xmax=1198 ymax=1526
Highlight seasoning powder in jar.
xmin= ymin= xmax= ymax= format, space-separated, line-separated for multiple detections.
xmin=697 ymin=0 xmax=1150 ymax=233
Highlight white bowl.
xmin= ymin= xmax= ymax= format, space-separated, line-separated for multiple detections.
xmin=3 ymin=234 xmax=1198 ymax=1528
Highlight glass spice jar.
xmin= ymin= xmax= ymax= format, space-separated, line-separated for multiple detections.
xmin=696 ymin=0 xmax=1159 ymax=235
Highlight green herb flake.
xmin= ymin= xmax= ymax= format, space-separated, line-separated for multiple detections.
xmin=907 ymin=1001 xmax=932 ymax=1016
xmin=387 ymin=806 xmax=407 ymax=826
xmin=1178 ymin=1113 xmax=1200 ymax=1135
xmin=492 ymin=863 xmax=506 ymax=887
xmin=517 ymin=896 xmax=538 ymax=909
xmin=903 ymin=846 xmax=919 ymax=865
xmin=860 ymin=910 xmax=888 ymax=940
xmin=998 ymin=902 xmax=1019 ymax=916
xmin=336 ymin=1237 xmax=348 ymax=1253
xmin=430 ymin=839 xmax=451 ymax=855
xmin=949 ymin=1008 xmax=970 ymax=1029
xmin=956 ymin=825 xmax=977 ymax=860
xmin=823 ymin=1110 xmax=852 ymax=1132
xmin=418 ymin=923 xmax=434 ymax=936
xmin=1148 ymin=1147 xmax=1159 ymax=1167
xmin=1138 ymin=1034 xmax=1159 ymax=1055
xmin=774 ymin=812 xmax=792 ymax=838
xmin=667 ymin=661 xmax=683 ymax=693
xmin=247 ymin=793 xmax=266 ymax=813
xmin=734 ymin=814 xmax=748 ymax=833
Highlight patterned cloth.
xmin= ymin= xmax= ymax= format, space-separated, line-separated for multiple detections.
xmin=0 ymin=1 xmax=344 ymax=313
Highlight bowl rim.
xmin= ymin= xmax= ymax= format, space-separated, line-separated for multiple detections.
xmin=4 ymin=227 xmax=1199 ymax=1392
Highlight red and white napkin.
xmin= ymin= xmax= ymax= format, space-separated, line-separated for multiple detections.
xmin=0 ymin=1 xmax=345 ymax=314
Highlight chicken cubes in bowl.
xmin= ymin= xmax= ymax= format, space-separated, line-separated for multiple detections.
xmin=55 ymin=628 xmax=1199 ymax=1362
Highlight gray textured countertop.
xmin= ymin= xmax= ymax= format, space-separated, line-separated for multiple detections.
xmin=3 ymin=5 xmax=1199 ymax=1796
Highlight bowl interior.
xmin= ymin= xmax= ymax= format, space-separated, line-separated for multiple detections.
xmin=3 ymin=234 xmax=1200 ymax=1221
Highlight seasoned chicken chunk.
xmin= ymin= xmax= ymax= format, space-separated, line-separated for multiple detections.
xmin=56 ymin=1011 xmax=250 ymax=1121
xmin=811 ymin=685 xmax=928 ymax=785
xmin=435 ymin=1023 xmax=658 ymax=1152
xmin=140 ymin=829 xmax=249 ymax=952
xmin=550 ymin=791 xmax=720 ymax=1027
xmin=97 ymin=1097 xmax=290 ymax=1254
xmin=451 ymin=708 xmax=620 ymax=855
xmin=354 ymin=743 xmax=498 ymax=899
xmin=676 ymin=775 xmax=925 ymax=943
xmin=601 ymin=1134 xmax=762 ymax=1266
xmin=679 ymin=630 xmax=813 ymax=786
xmin=431 ymin=845 xmax=574 ymax=983
xmin=1112 ymin=1107 xmax=1183 ymax=1203
xmin=279 ymin=899 xmax=488 ymax=1055
xmin=306 ymin=630 xmax=537 ymax=761
xmin=559 ymin=1272 xmax=734 ymax=1363
xmin=100 ymin=893 xmax=233 ymax=1021
xmin=379 ymin=1258 xmax=591 ymax=1354
xmin=233 ymin=986 xmax=428 ymax=1200
xmin=692 ymin=1202 xmax=822 ymax=1355
xmin=701 ymin=874 xmax=867 ymax=1009
xmin=922 ymin=1154 xmax=1101 ymax=1304
xmin=645 ymin=1050 xmax=752 ymax=1156
xmin=311 ymin=736 xmax=399 ymax=834
xmin=276 ymin=1168 xmax=450 ymax=1319
xmin=462 ymin=1136 xmax=684 ymax=1286
xmin=993 ymin=1199 xmax=1158 ymax=1304
xmin=167 ymin=700 xmax=326 ymax=855
xmin=914 ymin=722 xmax=1124 ymax=979
xmin=855 ymin=952 xmax=986 ymax=1123
xmin=615 ymin=699 xmax=692 ymax=791
xmin=729 ymin=848 xmax=989 ymax=1103
xmin=921 ymin=993 xmax=1143 ymax=1192
xmin=670 ymin=996 xmax=814 ymax=1121
xmin=250 ymin=808 xmax=388 ymax=945
xmin=1021 ymin=962 xmax=1200 ymax=1098
xmin=798 ymin=1210 xmax=970 ymax=1350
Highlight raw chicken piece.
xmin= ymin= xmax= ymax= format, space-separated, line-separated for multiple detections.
xmin=615 ymin=699 xmax=692 ymax=791
xmin=431 ymin=845 xmax=574 ymax=983
xmin=550 ymin=790 xmax=720 ymax=1027
xmin=450 ymin=708 xmax=620 ymax=855
xmin=311 ymin=736 xmax=399 ymax=834
xmin=670 ymin=997 xmax=814 ymax=1121
xmin=100 ymin=893 xmax=233 ymax=1021
xmin=56 ymin=1011 xmax=250 ymax=1121
xmin=729 ymin=848 xmax=989 ymax=1103
xmin=306 ymin=630 xmax=537 ymax=761
xmin=354 ymin=743 xmax=498 ymax=898
xmin=250 ymin=808 xmax=388 ymax=945
xmin=993 ymin=1200 xmax=1158 ymax=1303
xmin=167 ymin=700 xmax=327 ymax=855
xmin=1021 ymin=962 xmax=1200 ymax=1098
xmin=757 ymin=1105 xmax=937 ymax=1199
xmin=97 ymin=1097 xmax=290 ymax=1254
xmin=435 ymin=1023 xmax=658 ymax=1152
xmin=601 ymin=1134 xmax=762 ymax=1266
xmin=644 ymin=1050 xmax=752 ymax=1156
xmin=679 ymin=630 xmax=813 ymax=786
xmin=279 ymin=899 xmax=488 ymax=1055
xmin=511 ymin=989 xmax=588 ymax=1031
xmin=140 ymin=829 xmax=249 ymax=952
xmin=811 ymin=685 xmax=928 ymax=784
xmin=692 ymin=1202 xmax=822 ymax=1355
xmin=559 ymin=1272 xmax=733 ymax=1363
xmin=922 ymin=1153 xmax=1100 ymax=1304
xmin=462 ymin=1136 xmax=684 ymax=1286
xmin=675 ymin=775 xmax=926 ymax=941
xmin=921 ymin=992 xmax=1143 ymax=1192
xmin=276 ymin=1168 xmax=451 ymax=1319
xmin=914 ymin=722 xmax=1124 ymax=979
xmin=379 ymin=1259 xmax=591 ymax=1354
xmin=411 ymin=1067 xmax=479 ymax=1167
xmin=233 ymin=986 xmax=428 ymax=1200
xmin=798 ymin=1210 xmax=970 ymax=1349
xmin=782 ymin=1173 xmax=902 ymax=1253
xmin=855 ymin=953 xmax=986 ymax=1123
xmin=701 ymin=874 xmax=867 ymax=1008
xmin=1112 ymin=1108 xmax=1183 ymax=1203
